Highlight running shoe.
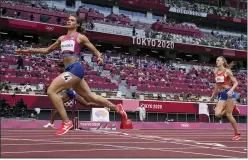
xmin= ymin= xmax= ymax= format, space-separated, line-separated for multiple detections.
xmin=43 ymin=122 xmax=55 ymax=129
xmin=56 ymin=121 xmax=73 ymax=135
xmin=232 ymin=133 xmax=241 ymax=140
xmin=116 ymin=104 xmax=127 ymax=120
xmin=233 ymin=105 xmax=240 ymax=115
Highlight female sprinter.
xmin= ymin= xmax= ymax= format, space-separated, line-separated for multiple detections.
xmin=211 ymin=56 xmax=241 ymax=140
xmin=15 ymin=15 xmax=127 ymax=135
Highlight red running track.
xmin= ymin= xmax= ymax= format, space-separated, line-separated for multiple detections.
xmin=1 ymin=129 xmax=247 ymax=158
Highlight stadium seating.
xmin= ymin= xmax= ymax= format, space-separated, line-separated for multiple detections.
xmin=0 ymin=40 xmax=246 ymax=104
xmin=0 ymin=1 xmax=247 ymax=105
xmin=1 ymin=1 xmax=247 ymax=51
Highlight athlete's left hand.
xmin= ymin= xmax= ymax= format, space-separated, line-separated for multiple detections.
xmin=227 ymin=90 xmax=233 ymax=97
xmin=97 ymin=57 xmax=104 ymax=65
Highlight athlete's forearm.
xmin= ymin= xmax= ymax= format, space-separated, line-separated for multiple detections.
xmin=230 ymin=82 xmax=238 ymax=92
xmin=26 ymin=48 xmax=49 ymax=54
xmin=211 ymin=85 xmax=218 ymax=97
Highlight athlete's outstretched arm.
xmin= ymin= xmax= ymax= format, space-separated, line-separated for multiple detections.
xmin=78 ymin=34 xmax=103 ymax=65
xmin=226 ymin=69 xmax=239 ymax=94
xmin=15 ymin=36 xmax=63 ymax=54
xmin=79 ymin=34 xmax=101 ymax=57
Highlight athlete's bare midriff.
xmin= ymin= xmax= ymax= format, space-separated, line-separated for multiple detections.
xmin=216 ymin=85 xmax=231 ymax=92
xmin=63 ymin=56 xmax=78 ymax=67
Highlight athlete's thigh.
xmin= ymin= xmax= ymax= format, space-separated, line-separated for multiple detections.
xmin=215 ymin=100 xmax=226 ymax=115
xmin=48 ymin=72 xmax=80 ymax=94
xmin=226 ymin=98 xmax=235 ymax=113
xmin=73 ymin=79 xmax=92 ymax=97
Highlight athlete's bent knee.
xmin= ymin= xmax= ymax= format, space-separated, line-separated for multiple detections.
xmin=215 ymin=113 xmax=222 ymax=118
xmin=225 ymin=112 xmax=232 ymax=118
xmin=46 ymin=86 xmax=54 ymax=97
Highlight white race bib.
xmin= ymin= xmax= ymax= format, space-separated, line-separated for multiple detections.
xmin=61 ymin=72 xmax=72 ymax=82
xmin=215 ymin=76 xmax=224 ymax=83
xmin=61 ymin=40 xmax=75 ymax=52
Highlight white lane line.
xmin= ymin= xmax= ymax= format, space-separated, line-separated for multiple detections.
xmin=1 ymin=129 xmax=247 ymax=133
xmin=210 ymin=148 xmax=246 ymax=154
xmin=1 ymin=148 xmax=125 ymax=154
xmin=2 ymin=134 xmax=247 ymax=137
xmin=1 ymin=142 xmax=164 ymax=146
xmin=198 ymin=141 xmax=247 ymax=143
xmin=86 ymin=130 xmax=245 ymax=157
xmin=1 ymin=132 xmax=240 ymax=158
xmin=1 ymin=137 xmax=131 ymax=140
xmin=0 ymin=142 xmax=235 ymax=158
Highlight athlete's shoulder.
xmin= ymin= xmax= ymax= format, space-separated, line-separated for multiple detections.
xmin=58 ymin=35 xmax=66 ymax=41
xmin=77 ymin=34 xmax=89 ymax=43
xmin=225 ymin=69 xmax=233 ymax=75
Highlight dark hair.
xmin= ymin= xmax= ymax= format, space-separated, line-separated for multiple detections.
xmin=69 ymin=15 xmax=86 ymax=34
xmin=217 ymin=56 xmax=234 ymax=69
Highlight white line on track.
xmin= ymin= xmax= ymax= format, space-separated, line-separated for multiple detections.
xmin=212 ymin=147 xmax=247 ymax=149
xmin=0 ymin=142 xmax=205 ymax=150
xmin=2 ymin=134 xmax=247 ymax=137
xmin=1 ymin=148 xmax=125 ymax=154
xmin=0 ymin=139 xmax=236 ymax=158
xmin=198 ymin=141 xmax=247 ymax=143
xmin=2 ymin=135 xmax=247 ymax=139
xmin=1 ymin=137 xmax=131 ymax=140
xmin=88 ymin=130 xmax=246 ymax=156
xmin=1 ymin=129 xmax=247 ymax=133
xmin=210 ymin=148 xmax=247 ymax=154
xmin=1 ymin=129 xmax=246 ymax=158
xmin=0 ymin=142 xmax=179 ymax=146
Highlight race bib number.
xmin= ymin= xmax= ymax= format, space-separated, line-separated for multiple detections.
xmin=61 ymin=40 xmax=75 ymax=52
xmin=61 ymin=72 xmax=72 ymax=82
xmin=215 ymin=76 xmax=224 ymax=83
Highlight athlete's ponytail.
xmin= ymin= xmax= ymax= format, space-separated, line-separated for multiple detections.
xmin=228 ymin=61 xmax=235 ymax=69
xmin=76 ymin=20 xmax=86 ymax=34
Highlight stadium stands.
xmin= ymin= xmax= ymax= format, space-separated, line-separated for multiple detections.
xmin=0 ymin=0 xmax=247 ymax=106
xmin=1 ymin=1 xmax=247 ymax=51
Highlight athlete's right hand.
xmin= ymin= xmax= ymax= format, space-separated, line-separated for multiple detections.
xmin=97 ymin=57 xmax=104 ymax=65
xmin=15 ymin=49 xmax=29 ymax=54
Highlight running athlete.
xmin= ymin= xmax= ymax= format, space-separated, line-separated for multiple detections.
xmin=212 ymin=61 xmax=240 ymax=116
xmin=211 ymin=56 xmax=241 ymax=140
xmin=15 ymin=15 xmax=127 ymax=135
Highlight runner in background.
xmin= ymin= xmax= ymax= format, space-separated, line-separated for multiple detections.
xmin=43 ymin=86 xmax=95 ymax=128
xmin=211 ymin=57 xmax=241 ymax=140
